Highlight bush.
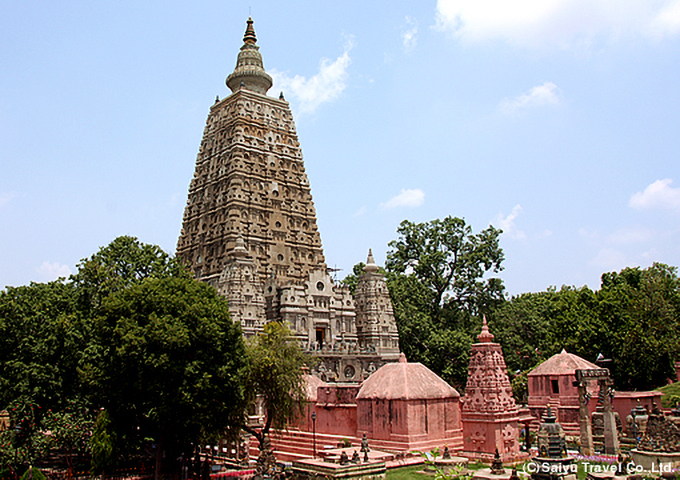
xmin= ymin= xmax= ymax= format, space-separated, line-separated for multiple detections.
xmin=20 ymin=466 xmax=46 ymax=480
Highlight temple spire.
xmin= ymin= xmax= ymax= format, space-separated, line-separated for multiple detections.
xmin=226 ymin=17 xmax=273 ymax=95
xmin=363 ymin=248 xmax=379 ymax=273
xmin=243 ymin=16 xmax=257 ymax=44
xmin=477 ymin=315 xmax=495 ymax=343
xmin=231 ymin=230 xmax=248 ymax=257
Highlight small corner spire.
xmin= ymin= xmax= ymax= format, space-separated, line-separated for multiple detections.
xmin=232 ymin=229 xmax=248 ymax=257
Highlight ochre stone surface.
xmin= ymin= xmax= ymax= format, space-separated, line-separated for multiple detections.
xmin=176 ymin=18 xmax=400 ymax=381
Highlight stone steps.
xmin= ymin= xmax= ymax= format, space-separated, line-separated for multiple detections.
xmin=247 ymin=428 xmax=464 ymax=464
xmin=247 ymin=430 xmax=362 ymax=463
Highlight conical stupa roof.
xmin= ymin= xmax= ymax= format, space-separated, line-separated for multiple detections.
xmin=304 ymin=374 xmax=328 ymax=402
xmin=357 ymin=354 xmax=459 ymax=400
xmin=528 ymin=349 xmax=598 ymax=377
xmin=226 ymin=17 xmax=273 ymax=95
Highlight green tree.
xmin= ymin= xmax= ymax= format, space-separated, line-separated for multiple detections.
xmin=340 ymin=263 xmax=366 ymax=295
xmin=242 ymin=322 xmax=313 ymax=451
xmin=1 ymin=402 xmax=43 ymax=470
xmin=86 ymin=275 xmax=247 ymax=478
xmin=71 ymin=235 xmax=189 ymax=311
xmin=597 ymin=263 xmax=680 ymax=389
xmin=490 ymin=291 xmax=552 ymax=375
xmin=42 ymin=403 xmax=94 ymax=474
xmin=90 ymin=409 xmax=117 ymax=475
xmin=0 ymin=237 xmax=252 ymax=476
xmin=491 ymin=264 xmax=680 ymax=393
xmin=385 ymin=216 xmax=504 ymax=319
xmin=0 ymin=281 xmax=83 ymax=414
xmin=0 ymin=280 xmax=92 ymax=476
xmin=382 ymin=217 xmax=505 ymax=389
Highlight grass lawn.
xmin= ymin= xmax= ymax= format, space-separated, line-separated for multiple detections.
xmin=386 ymin=464 xmax=431 ymax=479
xmin=386 ymin=461 xmax=490 ymax=479
xmin=657 ymin=381 xmax=680 ymax=408
xmin=386 ymin=460 xmax=610 ymax=480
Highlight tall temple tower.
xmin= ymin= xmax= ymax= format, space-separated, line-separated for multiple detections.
xmin=177 ymin=18 xmax=399 ymax=380
xmin=176 ymin=17 xmax=326 ymax=289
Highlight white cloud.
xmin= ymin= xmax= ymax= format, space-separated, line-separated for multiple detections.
xmin=649 ymin=1 xmax=680 ymax=37
xmin=499 ymin=82 xmax=560 ymax=114
xmin=607 ymin=226 xmax=655 ymax=244
xmin=629 ymin=178 xmax=680 ymax=211
xmin=35 ymin=261 xmax=72 ymax=282
xmin=402 ymin=16 xmax=419 ymax=52
xmin=380 ymin=188 xmax=425 ymax=209
xmin=493 ymin=204 xmax=527 ymax=240
xmin=435 ymin=0 xmax=680 ymax=50
xmin=589 ymin=247 xmax=629 ymax=270
xmin=0 ymin=192 xmax=15 ymax=209
xmin=353 ymin=206 xmax=367 ymax=217
xmin=271 ymin=37 xmax=354 ymax=115
xmin=582 ymin=223 xmax=673 ymax=275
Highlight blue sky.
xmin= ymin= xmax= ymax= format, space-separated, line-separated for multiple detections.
xmin=2 ymin=1 xmax=680 ymax=295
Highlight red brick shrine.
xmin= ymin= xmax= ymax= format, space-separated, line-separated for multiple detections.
xmin=461 ymin=318 xmax=527 ymax=463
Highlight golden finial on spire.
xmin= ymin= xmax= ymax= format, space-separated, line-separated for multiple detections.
xmin=243 ymin=16 xmax=257 ymax=44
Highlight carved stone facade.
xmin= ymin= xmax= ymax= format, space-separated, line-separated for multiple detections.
xmin=461 ymin=318 xmax=527 ymax=463
xmin=354 ymin=250 xmax=400 ymax=354
xmin=217 ymin=232 xmax=266 ymax=337
xmin=175 ymin=25 xmax=325 ymax=288
xmin=177 ymin=18 xmax=399 ymax=381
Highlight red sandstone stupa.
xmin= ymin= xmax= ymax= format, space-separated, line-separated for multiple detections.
xmin=461 ymin=317 xmax=527 ymax=463
xmin=356 ymin=353 xmax=463 ymax=452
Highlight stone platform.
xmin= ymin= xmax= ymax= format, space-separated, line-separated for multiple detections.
xmin=291 ymin=457 xmax=386 ymax=479
xmin=472 ymin=468 xmax=530 ymax=480
xmin=630 ymin=449 xmax=680 ymax=471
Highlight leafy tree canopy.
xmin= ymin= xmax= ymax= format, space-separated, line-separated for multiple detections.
xmin=0 ymin=236 xmax=248 ymax=476
xmin=491 ymin=263 xmax=680 ymax=392
xmin=71 ymin=235 xmax=189 ymax=311
xmin=242 ymin=322 xmax=314 ymax=449
xmin=377 ymin=217 xmax=505 ymax=389
xmin=386 ymin=216 xmax=504 ymax=318
xmin=0 ymin=280 xmax=83 ymax=414
xmin=86 ymin=275 xmax=247 ymax=471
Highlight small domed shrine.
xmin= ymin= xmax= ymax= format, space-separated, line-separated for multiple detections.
xmin=356 ymin=353 xmax=463 ymax=452
xmin=527 ymin=350 xmax=599 ymax=434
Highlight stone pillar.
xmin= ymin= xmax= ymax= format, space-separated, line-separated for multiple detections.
xmin=577 ymin=383 xmax=594 ymax=456
xmin=574 ymin=368 xmax=617 ymax=456
xmin=599 ymin=378 xmax=619 ymax=455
